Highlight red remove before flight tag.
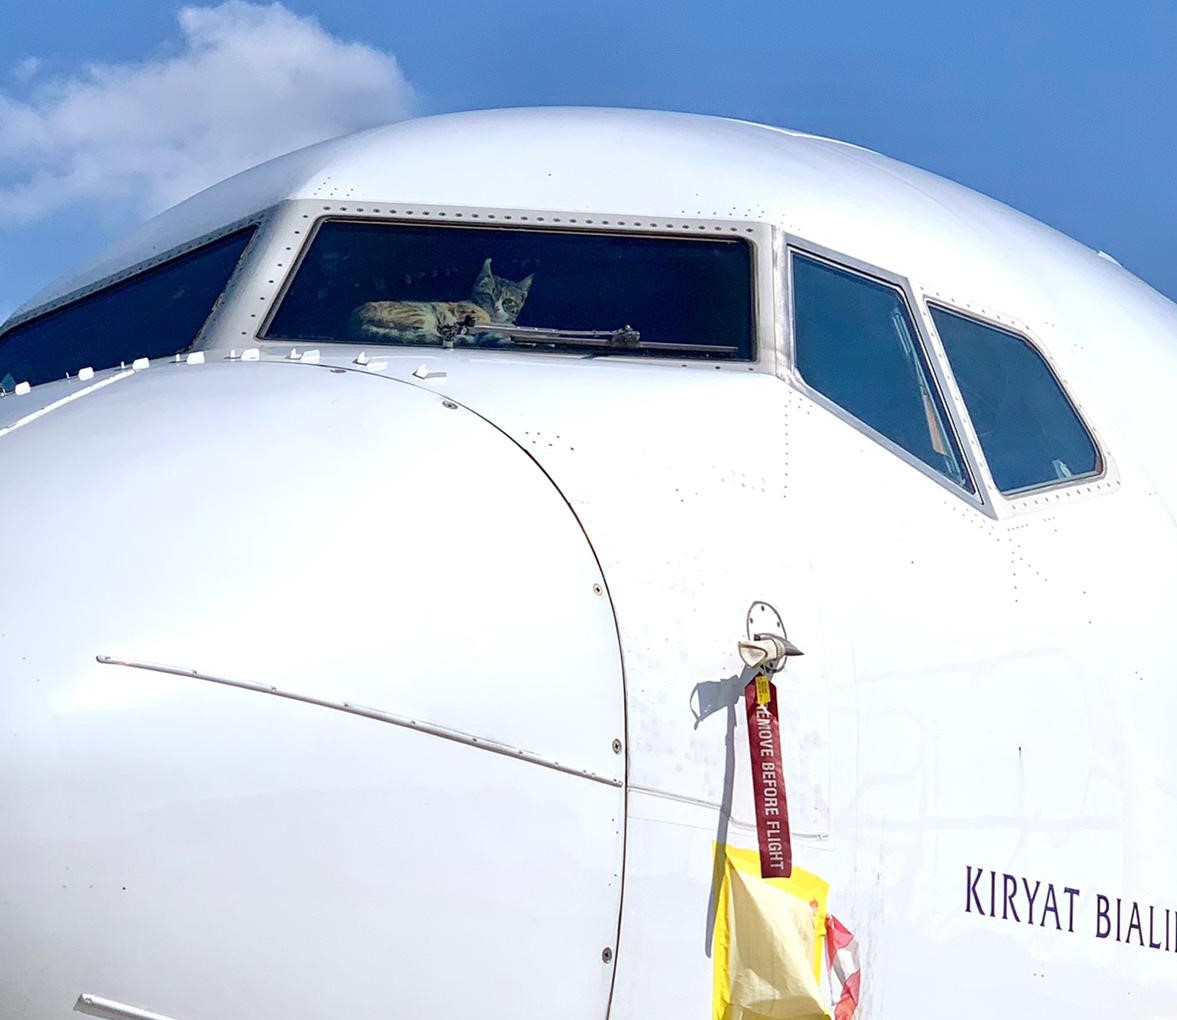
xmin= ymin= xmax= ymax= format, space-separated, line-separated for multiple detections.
xmin=744 ymin=674 xmax=792 ymax=879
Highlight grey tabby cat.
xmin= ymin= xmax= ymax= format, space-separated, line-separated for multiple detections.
xmin=347 ymin=258 xmax=534 ymax=346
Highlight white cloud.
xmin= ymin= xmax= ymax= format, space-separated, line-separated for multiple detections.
xmin=0 ymin=2 xmax=414 ymax=225
xmin=10 ymin=57 xmax=42 ymax=83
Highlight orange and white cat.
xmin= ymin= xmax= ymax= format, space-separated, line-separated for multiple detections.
xmin=348 ymin=258 xmax=534 ymax=346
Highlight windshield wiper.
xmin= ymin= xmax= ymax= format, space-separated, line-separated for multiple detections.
xmin=471 ymin=322 xmax=738 ymax=355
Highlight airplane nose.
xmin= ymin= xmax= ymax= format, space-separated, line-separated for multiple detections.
xmin=0 ymin=361 xmax=626 ymax=1020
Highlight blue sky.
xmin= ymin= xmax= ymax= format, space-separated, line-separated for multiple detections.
xmin=2 ymin=1 xmax=1176 ymax=319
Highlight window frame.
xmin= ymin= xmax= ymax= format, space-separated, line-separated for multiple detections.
xmin=0 ymin=219 xmax=263 ymax=390
xmin=783 ymin=239 xmax=989 ymax=513
xmin=258 ymin=211 xmax=775 ymax=364
xmin=0 ymin=215 xmax=264 ymax=339
xmin=923 ymin=299 xmax=1106 ymax=500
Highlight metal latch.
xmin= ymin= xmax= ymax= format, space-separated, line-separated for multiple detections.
xmin=738 ymin=600 xmax=803 ymax=673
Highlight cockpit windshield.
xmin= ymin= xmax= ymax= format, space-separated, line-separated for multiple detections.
xmin=264 ymin=219 xmax=755 ymax=359
xmin=0 ymin=228 xmax=255 ymax=391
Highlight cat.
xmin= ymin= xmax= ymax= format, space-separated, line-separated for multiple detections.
xmin=347 ymin=258 xmax=534 ymax=346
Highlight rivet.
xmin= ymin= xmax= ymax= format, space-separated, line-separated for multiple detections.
xmin=442 ymin=400 xmax=458 ymax=410
xmin=602 ymin=947 xmax=613 ymax=963
xmin=612 ymin=739 xmax=622 ymax=754
xmin=592 ymin=583 xmax=604 ymax=596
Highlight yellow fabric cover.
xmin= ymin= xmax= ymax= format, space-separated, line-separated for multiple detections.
xmin=713 ymin=845 xmax=829 ymax=1020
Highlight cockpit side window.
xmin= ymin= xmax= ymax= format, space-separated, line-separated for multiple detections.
xmin=791 ymin=252 xmax=974 ymax=493
xmin=263 ymin=219 xmax=755 ymax=359
xmin=928 ymin=306 xmax=1099 ymax=493
xmin=0 ymin=227 xmax=256 ymax=391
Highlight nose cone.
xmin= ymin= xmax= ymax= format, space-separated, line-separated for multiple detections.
xmin=0 ymin=362 xmax=625 ymax=1019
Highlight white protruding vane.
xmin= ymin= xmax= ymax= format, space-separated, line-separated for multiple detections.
xmin=74 ymin=993 xmax=181 ymax=1020
xmin=737 ymin=634 xmax=803 ymax=670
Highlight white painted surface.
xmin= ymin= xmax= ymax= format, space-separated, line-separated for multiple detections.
xmin=3 ymin=108 xmax=1177 ymax=1018
xmin=0 ymin=363 xmax=624 ymax=1020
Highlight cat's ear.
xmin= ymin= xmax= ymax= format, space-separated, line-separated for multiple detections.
xmin=519 ymin=273 xmax=535 ymax=297
xmin=477 ymin=258 xmax=493 ymax=282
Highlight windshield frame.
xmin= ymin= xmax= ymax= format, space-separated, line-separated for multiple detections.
xmin=1 ymin=215 xmax=266 ymax=336
xmin=783 ymin=234 xmax=994 ymax=516
xmin=0 ymin=216 xmax=265 ymax=389
xmin=256 ymin=207 xmax=777 ymax=366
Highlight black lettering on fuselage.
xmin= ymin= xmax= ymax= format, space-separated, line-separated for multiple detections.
xmin=1095 ymin=894 xmax=1112 ymax=939
xmin=1062 ymin=886 xmax=1080 ymax=934
xmin=966 ymin=866 xmax=986 ymax=915
xmin=1002 ymin=873 xmax=1020 ymax=922
xmin=1041 ymin=883 xmax=1061 ymax=930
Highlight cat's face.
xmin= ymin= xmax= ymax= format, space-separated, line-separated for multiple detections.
xmin=472 ymin=258 xmax=534 ymax=323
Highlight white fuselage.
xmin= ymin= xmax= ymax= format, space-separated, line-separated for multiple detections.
xmin=2 ymin=108 xmax=1176 ymax=1019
